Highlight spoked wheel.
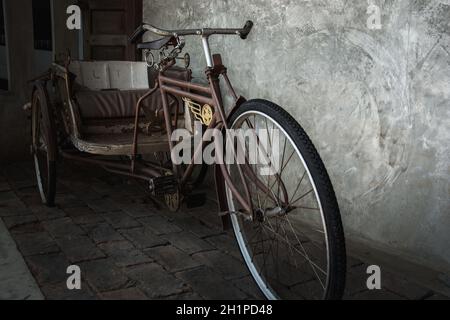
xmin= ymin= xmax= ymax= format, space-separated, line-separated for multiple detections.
xmin=31 ymin=85 xmax=57 ymax=207
xmin=225 ymin=99 xmax=346 ymax=300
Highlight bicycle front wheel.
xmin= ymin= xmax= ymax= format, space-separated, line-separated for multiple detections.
xmin=225 ymin=99 xmax=346 ymax=300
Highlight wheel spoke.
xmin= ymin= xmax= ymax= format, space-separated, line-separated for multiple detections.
xmin=226 ymin=109 xmax=339 ymax=300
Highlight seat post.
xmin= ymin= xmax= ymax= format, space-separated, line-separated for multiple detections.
xmin=201 ymin=36 xmax=213 ymax=67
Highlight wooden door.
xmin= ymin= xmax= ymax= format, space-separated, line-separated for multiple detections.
xmin=80 ymin=0 xmax=142 ymax=61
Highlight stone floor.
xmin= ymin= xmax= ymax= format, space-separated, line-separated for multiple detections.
xmin=0 ymin=161 xmax=449 ymax=300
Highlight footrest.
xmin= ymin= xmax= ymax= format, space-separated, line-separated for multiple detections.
xmin=150 ymin=175 xmax=178 ymax=196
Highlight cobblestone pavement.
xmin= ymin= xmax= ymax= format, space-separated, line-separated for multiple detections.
xmin=0 ymin=162 xmax=449 ymax=300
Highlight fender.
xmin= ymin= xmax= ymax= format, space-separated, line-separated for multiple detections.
xmin=215 ymin=96 xmax=247 ymax=230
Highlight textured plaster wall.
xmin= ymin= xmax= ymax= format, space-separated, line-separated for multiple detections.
xmin=143 ymin=0 xmax=450 ymax=272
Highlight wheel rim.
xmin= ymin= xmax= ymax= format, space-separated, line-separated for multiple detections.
xmin=32 ymin=94 xmax=51 ymax=203
xmin=226 ymin=110 xmax=330 ymax=300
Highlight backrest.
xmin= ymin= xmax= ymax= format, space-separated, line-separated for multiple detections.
xmin=69 ymin=61 xmax=149 ymax=90
xmin=66 ymin=61 xmax=192 ymax=125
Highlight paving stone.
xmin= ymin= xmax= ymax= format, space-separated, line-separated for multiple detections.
xmin=160 ymin=291 xmax=203 ymax=300
xmin=188 ymin=204 xmax=223 ymax=230
xmin=55 ymin=194 xmax=86 ymax=208
xmin=63 ymin=206 xmax=96 ymax=217
xmin=41 ymin=218 xmax=85 ymax=239
xmin=80 ymin=259 xmax=132 ymax=292
xmin=138 ymin=215 xmax=182 ymax=235
xmin=192 ymin=250 xmax=249 ymax=280
xmin=102 ymin=211 xmax=142 ymax=229
xmin=144 ymin=245 xmax=203 ymax=273
xmin=21 ymin=194 xmax=45 ymax=207
xmin=290 ymin=279 xmax=325 ymax=300
xmin=13 ymin=232 xmax=60 ymax=256
xmin=425 ymin=293 xmax=450 ymax=300
xmin=90 ymin=182 xmax=118 ymax=195
xmin=125 ymin=263 xmax=187 ymax=298
xmin=29 ymin=205 xmax=66 ymax=221
xmin=99 ymin=241 xmax=152 ymax=268
xmin=120 ymin=227 xmax=168 ymax=249
xmin=0 ymin=191 xmax=19 ymax=202
xmin=9 ymin=180 xmax=37 ymax=190
xmin=41 ymin=281 xmax=97 ymax=300
xmin=231 ymin=276 xmax=265 ymax=300
xmin=87 ymin=198 xmax=121 ymax=213
xmin=56 ymin=236 xmax=106 ymax=263
xmin=381 ymin=271 xmax=432 ymax=300
xmin=0 ymin=205 xmax=31 ymax=217
xmin=176 ymin=266 xmax=247 ymax=300
xmin=3 ymin=214 xmax=38 ymax=229
xmin=26 ymin=253 xmax=70 ymax=285
xmin=7 ymin=221 xmax=44 ymax=235
xmin=122 ymin=204 xmax=155 ymax=218
xmin=164 ymin=231 xmax=214 ymax=254
xmin=71 ymin=214 xmax=105 ymax=226
xmin=350 ymin=289 xmax=405 ymax=300
xmin=4 ymin=161 xmax=447 ymax=301
xmin=15 ymin=186 xmax=40 ymax=197
xmin=345 ymin=264 xmax=372 ymax=296
xmin=171 ymin=215 xmax=223 ymax=238
xmin=71 ymin=189 xmax=105 ymax=202
xmin=84 ymin=223 xmax=125 ymax=244
xmin=204 ymin=233 xmax=242 ymax=259
xmin=346 ymin=254 xmax=364 ymax=268
xmin=101 ymin=287 xmax=148 ymax=300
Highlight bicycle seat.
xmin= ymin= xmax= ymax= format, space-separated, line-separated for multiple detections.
xmin=137 ymin=36 xmax=174 ymax=50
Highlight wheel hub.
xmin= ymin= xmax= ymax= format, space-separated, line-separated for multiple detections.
xmin=254 ymin=206 xmax=286 ymax=222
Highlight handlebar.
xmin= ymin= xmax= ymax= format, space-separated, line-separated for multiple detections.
xmin=130 ymin=20 xmax=253 ymax=43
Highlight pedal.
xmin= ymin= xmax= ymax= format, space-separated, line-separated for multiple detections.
xmin=149 ymin=175 xmax=178 ymax=196
xmin=185 ymin=192 xmax=207 ymax=208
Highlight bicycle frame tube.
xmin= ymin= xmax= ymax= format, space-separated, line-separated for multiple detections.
xmin=152 ymin=57 xmax=253 ymax=214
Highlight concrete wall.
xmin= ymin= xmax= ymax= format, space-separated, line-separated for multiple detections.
xmin=143 ymin=0 xmax=450 ymax=272
xmin=0 ymin=0 xmax=78 ymax=163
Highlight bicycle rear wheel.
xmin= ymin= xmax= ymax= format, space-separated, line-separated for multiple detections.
xmin=225 ymin=99 xmax=346 ymax=300
xmin=31 ymin=85 xmax=57 ymax=207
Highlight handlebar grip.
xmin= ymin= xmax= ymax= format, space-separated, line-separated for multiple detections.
xmin=239 ymin=20 xmax=254 ymax=39
xmin=129 ymin=24 xmax=146 ymax=43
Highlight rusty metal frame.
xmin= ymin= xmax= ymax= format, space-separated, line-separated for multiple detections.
xmin=42 ymin=53 xmax=273 ymax=220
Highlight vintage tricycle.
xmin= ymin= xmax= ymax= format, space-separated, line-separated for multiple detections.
xmin=29 ymin=21 xmax=346 ymax=300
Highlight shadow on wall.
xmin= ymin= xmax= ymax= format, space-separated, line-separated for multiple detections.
xmin=143 ymin=0 xmax=450 ymax=273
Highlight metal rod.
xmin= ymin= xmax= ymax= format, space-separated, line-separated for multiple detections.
xmin=222 ymin=72 xmax=238 ymax=101
xmin=159 ymin=76 xmax=211 ymax=94
xmin=160 ymin=85 xmax=215 ymax=106
xmin=207 ymin=71 xmax=252 ymax=214
xmin=131 ymin=84 xmax=159 ymax=173
xmin=158 ymin=76 xmax=177 ymax=175
xmin=202 ymin=36 xmax=213 ymax=67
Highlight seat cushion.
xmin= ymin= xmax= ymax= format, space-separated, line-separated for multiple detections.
xmin=69 ymin=61 xmax=149 ymax=90
xmin=74 ymin=89 xmax=160 ymax=119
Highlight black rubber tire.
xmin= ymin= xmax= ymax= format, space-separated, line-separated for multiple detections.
xmin=31 ymin=84 xmax=57 ymax=207
xmin=227 ymin=99 xmax=346 ymax=300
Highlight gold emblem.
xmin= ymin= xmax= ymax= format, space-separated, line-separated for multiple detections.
xmin=183 ymin=98 xmax=214 ymax=126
